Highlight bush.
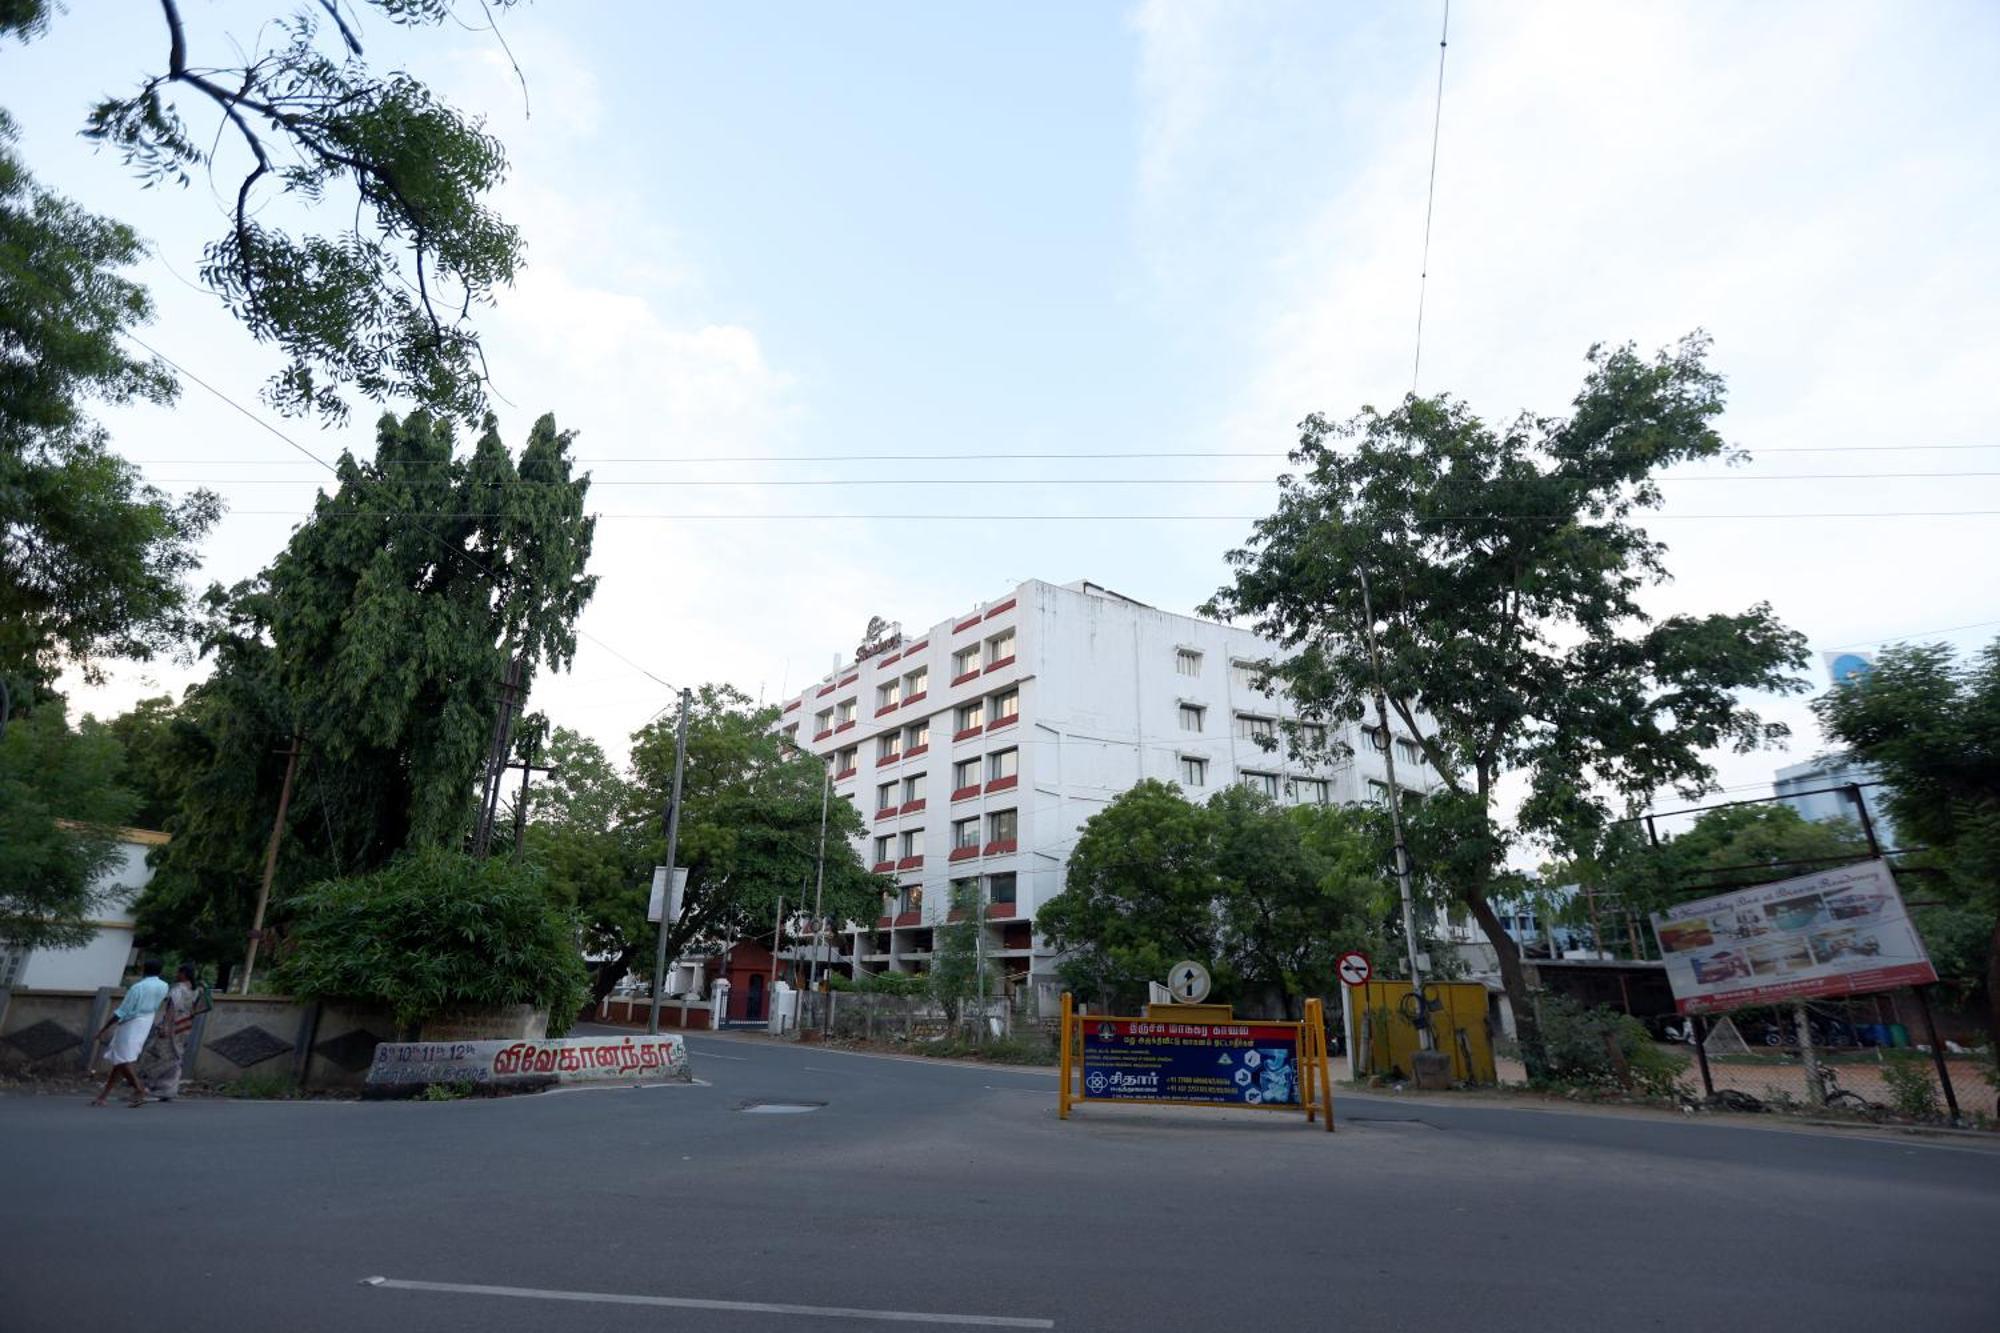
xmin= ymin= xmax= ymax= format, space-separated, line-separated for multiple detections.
xmin=272 ymin=847 xmax=588 ymax=1035
xmin=856 ymin=970 xmax=926 ymax=998
xmin=1880 ymin=1051 xmax=1942 ymax=1120
xmin=1533 ymin=994 xmax=1689 ymax=1099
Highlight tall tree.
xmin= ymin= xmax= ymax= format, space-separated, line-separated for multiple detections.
xmin=134 ymin=408 xmax=596 ymax=970
xmin=2 ymin=1 xmax=527 ymax=421
xmin=0 ymin=115 xmax=217 ymax=697
xmin=1206 ymin=336 xmax=1809 ymax=1072
xmin=1814 ymin=640 xmax=2000 ymax=1048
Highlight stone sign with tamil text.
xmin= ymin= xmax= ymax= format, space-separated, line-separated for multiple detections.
xmin=364 ymin=1033 xmax=692 ymax=1096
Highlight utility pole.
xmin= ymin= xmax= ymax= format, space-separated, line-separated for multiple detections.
xmin=471 ymin=655 xmax=527 ymax=859
xmin=806 ymin=768 xmax=831 ymax=999
xmin=240 ymin=735 xmax=302 ymax=994
xmin=1356 ymin=565 xmax=1431 ymax=1049
xmin=647 ymin=688 xmax=692 ymax=1036
xmin=507 ymin=731 xmax=555 ymax=862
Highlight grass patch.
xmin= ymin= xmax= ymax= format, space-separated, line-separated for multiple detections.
xmin=226 ymin=1071 xmax=298 ymax=1100
xmin=911 ymin=1035 xmax=1058 ymax=1066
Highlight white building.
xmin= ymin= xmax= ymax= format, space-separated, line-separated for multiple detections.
xmin=0 ymin=829 xmax=166 ymax=990
xmin=780 ymin=579 xmax=1439 ymax=1010
xmin=1773 ymin=757 xmax=1896 ymax=850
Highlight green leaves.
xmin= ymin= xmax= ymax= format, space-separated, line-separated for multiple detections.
xmin=272 ymin=847 xmax=587 ymax=1033
xmin=0 ymin=700 xmax=136 ymax=950
xmin=1039 ymin=781 xmax=1383 ymax=1014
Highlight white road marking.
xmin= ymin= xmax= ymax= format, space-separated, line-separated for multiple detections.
xmin=359 ymin=1276 xmax=1054 ymax=1327
xmin=688 ymin=1049 xmax=750 ymax=1061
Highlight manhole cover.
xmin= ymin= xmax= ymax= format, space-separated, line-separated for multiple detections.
xmin=736 ymin=1100 xmax=825 ymax=1114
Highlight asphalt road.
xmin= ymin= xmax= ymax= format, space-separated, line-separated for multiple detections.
xmin=3 ymin=1032 xmax=1996 ymax=1332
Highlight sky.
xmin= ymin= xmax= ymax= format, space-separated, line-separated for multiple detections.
xmin=8 ymin=1 xmax=1998 ymax=838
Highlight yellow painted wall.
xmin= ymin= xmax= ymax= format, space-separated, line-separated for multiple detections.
xmin=1350 ymin=980 xmax=1496 ymax=1084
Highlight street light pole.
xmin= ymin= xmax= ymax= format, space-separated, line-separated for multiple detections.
xmin=1356 ymin=565 xmax=1431 ymax=1049
xmin=647 ymin=688 xmax=691 ymax=1036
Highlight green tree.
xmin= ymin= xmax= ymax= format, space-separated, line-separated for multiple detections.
xmin=2 ymin=1 xmax=527 ymax=421
xmin=0 ymin=700 xmax=137 ymax=951
xmin=134 ymin=408 xmax=596 ymax=972
xmin=272 ymin=846 xmax=587 ymax=1036
xmin=605 ymin=686 xmax=883 ymax=1003
xmin=928 ymin=879 xmax=994 ymax=1031
xmin=1206 ymin=336 xmax=1809 ymax=1073
xmin=0 ymin=115 xmax=218 ymax=696
xmin=1039 ymin=780 xmax=1226 ymax=1011
xmin=1814 ymin=640 xmax=2000 ymax=1049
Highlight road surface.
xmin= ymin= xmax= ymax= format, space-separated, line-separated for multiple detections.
xmin=2 ymin=1032 xmax=1995 ymax=1331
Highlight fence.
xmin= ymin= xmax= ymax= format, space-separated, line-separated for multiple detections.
xmin=792 ymin=990 xmax=1025 ymax=1044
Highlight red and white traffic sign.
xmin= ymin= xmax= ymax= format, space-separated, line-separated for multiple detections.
xmin=1336 ymin=951 xmax=1373 ymax=987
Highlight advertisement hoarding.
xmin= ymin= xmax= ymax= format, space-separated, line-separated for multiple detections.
xmin=1080 ymin=1018 xmax=1301 ymax=1105
xmin=1649 ymin=859 xmax=1936 ymax=1014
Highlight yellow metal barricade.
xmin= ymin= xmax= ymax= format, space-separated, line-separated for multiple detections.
xmin=1350 ymin=979 xmax=1495 ymax=1083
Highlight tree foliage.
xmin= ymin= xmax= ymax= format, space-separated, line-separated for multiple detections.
xmin=271 ymin=846 xmax=587 ymax=1035
xmin=133 ymin=408 xmax=595 ymax=971
xmin=602 ymin=685 xmax=884 ymax=1001
xmin=0 ymin=700 xmax=136 ymax=950
xmin=928 ymin=878 xmax=995 ymax=1028
xmin=2 ymin=1 xmax=528 ymax=421
xmin=0 ymin=115 xmax=217 ymax=694
xmin=1039 ymin=780 xmax=1383 ymax=1016
xmin=1204 ymin=336 xmax=1809 ymax=1068
xmin=1814 ymin=640 xmax=2000 ymax=1045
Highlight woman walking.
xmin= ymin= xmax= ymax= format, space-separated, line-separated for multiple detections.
xmin=136 ymin=964 xmax=204 ymax=1102
xmin=91 ymin=959 xmax=168 ymax=1108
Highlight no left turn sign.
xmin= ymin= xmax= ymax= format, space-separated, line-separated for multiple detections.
xmin=1336 ymin=951 xmax=1373 ymax=987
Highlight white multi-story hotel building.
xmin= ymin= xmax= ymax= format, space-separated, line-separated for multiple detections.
xmin=780 ymin=578 xmax=1439 ymax=1010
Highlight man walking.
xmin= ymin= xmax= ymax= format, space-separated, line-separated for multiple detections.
xmin=91 ymin=960 xmax=169 ymax=1108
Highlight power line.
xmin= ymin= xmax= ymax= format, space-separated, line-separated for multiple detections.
xmin=1825 ymin=617 xmax=2000 ymax=649
xmin=144 ymin=469 xmax=2000 ymax=487
xmin=1411 ymin=0 xmax=1452 ymax=393
xmin=217 ymin=508 xmax=2000 ymax=522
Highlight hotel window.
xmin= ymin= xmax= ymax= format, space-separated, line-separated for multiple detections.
xmin=904 ymin=665 xmax=929 ymax=696
xmin=1175 ymin=648 xmax=1202 ymax=677
xmin=950 ymin=876 xmax=979 ymax=908
xmin=1242 ymin=770 xmax=1280 ymax=798
xmin=902 ymin=773 xmax=926 ymax=804
xmin=991 ymin=688 xmax=1019 ymax=722
xmin=987 ymin=872 xmax=1017 ymax=905
xmin=953 ymin=816 xmax=981 ymax=849
xmin=1178 ymin=703 xmax=1205 ymax=732
xmin=953 ymin=645 xmax=981 ymax=676
xmin=814 ymin=708 xmax=833 ymax=733
xmin=1180 ymin=755 xmax=1208 ymax=788
xmin=1298 ymin=722 xmax=1327 ymax=752
xmin=987 ymin=808 xmax=1018 ymax=843
xmin=1234 ymin=713 xmax=1276 ymax=743
xmin=1367 ymin=779 xmax=1391 ymax=805
xmin=1291 ymin=777 xmax=1330 ymax=805
xmin=877 ymin=680 xmax=900 ymax=709
xmin=900 ymin=829 xmax=925 ymax=859
xmin=1362 ymin=724 xmax=1386 ymax=753
xmin=953 ymin=757 xmax=980 ymax=789
xmin=1231 ymin=661 xmax=1269 ymax=693
xmin=1395 ymin=737 xmax=1422 ymax=766
xmin=898 ymin=884 xmax=922 ymax=915
xmin=874 ymin=834 xmax=893 ymax=863
xmin=956 ymin=700 xmax=984 ymax=731
xmin=905 ymin=717 xmax=930 ymax=750
xmin=987 ymin=748 xmax=1018 ymax=782
xmin=835 ymin=698 xmax=858 ymax=726
xmin=877 ymin=733 xmax=901 ymax=762
xmin=876 ymin=781 xmax=897 ymax=812
xmin=836 ymin=746 xmax=858 ymax=773
xmin=986 ymin=628 xmax=1015 ymax=666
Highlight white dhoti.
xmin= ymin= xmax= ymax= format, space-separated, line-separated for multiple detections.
xmin=104 ymin=1013 xmax=156 ymax=1066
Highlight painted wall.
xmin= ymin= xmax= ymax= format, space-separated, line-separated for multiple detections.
xmin=15 ymin=837 xmax=162 ymax=990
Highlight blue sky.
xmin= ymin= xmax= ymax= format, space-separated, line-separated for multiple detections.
xmin=8 ymin=1 xmax=1999 ymax=821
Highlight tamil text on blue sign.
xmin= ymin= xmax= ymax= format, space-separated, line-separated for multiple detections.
xmin=1081 ymin=1018 xmax=1301 ymax=1105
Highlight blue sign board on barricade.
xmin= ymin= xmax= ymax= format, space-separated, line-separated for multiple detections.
xmin=1080 ymin=1019 xmax=1302 ymax=1106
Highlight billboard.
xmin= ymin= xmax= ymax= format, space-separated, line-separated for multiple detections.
xmin=1080 ymin=1018 xmax=1301 ymax=1105
xmin=1649 ymin=859 xmax=1936 ymax=1013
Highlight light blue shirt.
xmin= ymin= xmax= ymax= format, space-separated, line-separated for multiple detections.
xmin=114 ymin=975 xmax=168 ymax=1023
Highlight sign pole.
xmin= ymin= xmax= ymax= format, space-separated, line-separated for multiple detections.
xmin=1057 ymin=992 xmax=1074 ymax=1120
xmin=647 ymin=688 xmax=691 ymax=1036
